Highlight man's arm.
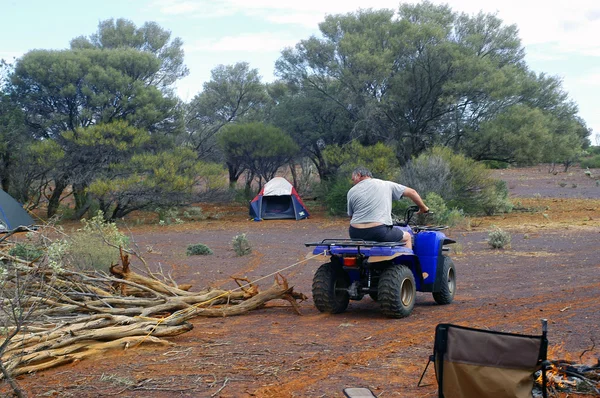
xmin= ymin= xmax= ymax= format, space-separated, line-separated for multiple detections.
xmin=402 ymin=187 xmax=429 ymax=213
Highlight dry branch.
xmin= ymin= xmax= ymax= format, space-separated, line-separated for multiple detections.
xmin=0 ymin=247 xmax=307 ymax=377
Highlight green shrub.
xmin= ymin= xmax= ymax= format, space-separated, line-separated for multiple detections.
xmin=232 ymin=233 xmax=251 ymax=256
xmin=323 ymin=177 xmax=353 ymax=216
xmin=8 ymin=243 xmax=44 ymax=261
xmin=67 ymin=211 xmax=130 ymax=271
xmin=580 ymin=154 xmax=600 ymax=168
xmin=421 ymin=192 xmax=465 ymax=227
xmin=402 ymin=147 xmax=513 ymax=216
xmin=186 ymin=243 xmax=213 ymax=256
xmin=481 ymin=160 xmax=510 ymax=169
xmin=480 ymin=180 xmax=513 ymax=216
xmin=487 ymin=227 xmax=511 ymax=249
xmin=155 ymin=207 xmax=182 ymax=225
xmin=322 ymin=141 xmax=400 ymax=180
xmin=182 ymin=207 xmax=205 ymax=221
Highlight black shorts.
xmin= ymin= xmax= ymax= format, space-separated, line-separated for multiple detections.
xmin=349 ymin=225 xmax=404 ymax=242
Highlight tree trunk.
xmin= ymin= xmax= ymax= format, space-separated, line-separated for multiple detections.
xmin=289 ymin=162 xmax=298 ymax=189
xmin=73 ymin=182 xmax=90 ymax=219
xmin=0 ymin=155 xmax=10 ymax=193
xmin=47 ymin=179 xmax=68 ymax=218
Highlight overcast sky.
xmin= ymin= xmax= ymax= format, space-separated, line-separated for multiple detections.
xmin=2 ymin=0 xmax=599 ymax=141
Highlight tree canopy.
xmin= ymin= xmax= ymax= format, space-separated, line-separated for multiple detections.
xmin=0 ymin=6 xmax=592 ymax=221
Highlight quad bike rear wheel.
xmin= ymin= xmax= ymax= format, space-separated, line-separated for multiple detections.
xmin=312 ymin=262 xmax=350 ymax=313
xmin=432 ymin=255 xmax=456 ymax=305
xmin=378 ymin=264 xmax=416 ymax=318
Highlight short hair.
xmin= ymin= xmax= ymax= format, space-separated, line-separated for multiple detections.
xmin=352 ymin=166 xmax=372 ymax=178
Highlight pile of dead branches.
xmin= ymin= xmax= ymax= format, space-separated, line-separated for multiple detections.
xmin=0 ymin=248 xmax=306 ymax=378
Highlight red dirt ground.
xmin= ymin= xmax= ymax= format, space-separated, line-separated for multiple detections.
xmin=7 ymin=167 xmax=600 ymax=397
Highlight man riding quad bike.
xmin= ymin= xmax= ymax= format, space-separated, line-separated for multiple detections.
xmin=306 ymin=167 xmax=456 ymax=318
xmin=306 ymin=205 xmax=456 ymax=318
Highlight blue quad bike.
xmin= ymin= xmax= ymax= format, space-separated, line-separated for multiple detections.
xmin=305 ymin=206 xmax=457 ymax=318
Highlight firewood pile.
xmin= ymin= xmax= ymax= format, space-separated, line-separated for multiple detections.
xmin=0 ymin=248 xmax=307 ymax=378
xmin=534 ymin=358 xmax=600 ymax=397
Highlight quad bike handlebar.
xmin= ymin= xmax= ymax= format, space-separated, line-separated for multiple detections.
xmin=394 ymin=205 xmax=448 ymax=231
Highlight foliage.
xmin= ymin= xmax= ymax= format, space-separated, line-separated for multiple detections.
xmin=88 ymin=147 xmax=226 ymax=219
xmin=487 ymin=226 xmax=512 ymax=249
xmin=0 ymin=90 xmax=31 ymax=198
xmin=322 ymin=141 xmax=400 ymax=180
xmin=421 ymin=192 xmax=465 ymax=227
xmin=67 ymin=211 xmax=130 ymax=271
xmin=70 ymin=18 xmax=189 ymax=91
xmin=186 ymin=243 xmax=213 ymax=256
xmin=266 ymin=81 xmax=354 ymax=181
xmin=218 ymin=122 xmax=299 ymax=184
xmin=8 ymin=243 xmax=44 ymax=262
xmin=580 ymin=154 xmax=600 ymax=169
xmin=10 ymin=44 xmax=183 ymax=218
xmin=231 ymin=233 xmax=252 ymax=256
xmin=401 ymin=147 xmax=512 ymax=215
xmin=155 ymin=207 xmax=184 ymax=225
xmin=465 ymin=105 xmax=551 ymax=165
xmin=274 ymin=3 xmax=589 ymax=167
xmin=186 ymin=62 xmax=268 ymax=160
xmin=322 ymin=177 xmax=354 ymax=216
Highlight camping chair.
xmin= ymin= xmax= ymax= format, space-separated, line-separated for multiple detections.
xmin=418 ymin=319 xmax=549 ymax=398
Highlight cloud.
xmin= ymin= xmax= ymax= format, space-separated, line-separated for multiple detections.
xmin=570 ymin=70 xmax=600 ymax=86
xmin=185 ymin=33 xmax=298 ymax=53
xmin=151 ymin=0 xmax=202 ymax=15
xmin=0 ymin=51 xmax=23 ymax=63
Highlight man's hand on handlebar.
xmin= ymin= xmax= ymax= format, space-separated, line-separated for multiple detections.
xmin=416 ymin=206 xmax=429 ymax=215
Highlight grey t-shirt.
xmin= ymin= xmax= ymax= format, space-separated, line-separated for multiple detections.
xmin=347 ymin=178 xmax=406 ymax=225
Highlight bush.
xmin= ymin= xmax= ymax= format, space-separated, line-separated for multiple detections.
xmin=67 ymin=211 xmax=130 ymax=271
xmin=322 ymin=141 xmax=400 ymax=180
xmin=8 ymin=243 xmax=44 ymax=261
xmin=487 ymin=227 xmax=511 ymax=249
xmin=323 ymin=177 xmax=353 ymax=216
xmin=232 ymin=233 xmax=252 ymax=256
xmin=155 ymin=207 xmax=183 ymax=225
xmin=186 ymin=244 xmax=213 ymax=256
xmin=422 ymin=192 xmax=465 ymax=227
xmin=182 ymin=207 xmax=206 ymax=221
xmin=480 ymin=180 xmax=513 ymax=216
xmin=401 ymin=147 xmax=513 ymax=216
xmin=580 ymin=154 xmax=600 ymax=169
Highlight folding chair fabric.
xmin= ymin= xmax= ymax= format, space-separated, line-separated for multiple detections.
xmin=434 ymin=323 xmax=547 ymax=398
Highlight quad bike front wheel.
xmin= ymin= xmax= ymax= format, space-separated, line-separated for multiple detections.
xmin=432 ymin=255 xmax=456 ymax=305
xmin=378 ymin=264 xmax=416 ymax=318
xmin=312 ymin=262 xmax=350 ymax=313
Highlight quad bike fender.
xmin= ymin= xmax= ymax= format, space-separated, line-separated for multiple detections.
xmin=413 ymin=231 xmax=448 ymax=292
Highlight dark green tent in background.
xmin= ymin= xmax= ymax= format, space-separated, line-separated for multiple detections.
xmin=0 ymin=189 xmax=35 ymax=232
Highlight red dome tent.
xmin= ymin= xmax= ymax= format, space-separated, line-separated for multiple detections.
xmin=249 ymin=177 xmax=309 ymax=221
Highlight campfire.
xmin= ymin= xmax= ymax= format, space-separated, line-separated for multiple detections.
xmin=534 ymin=358 xmax=600 ymax=397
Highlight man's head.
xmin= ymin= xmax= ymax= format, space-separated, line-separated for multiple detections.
xmin=351 ymin=166 xmax=372 ymax=184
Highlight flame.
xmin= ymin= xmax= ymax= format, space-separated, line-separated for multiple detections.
xmin=536 ymin=362 xmax=579 ymax=391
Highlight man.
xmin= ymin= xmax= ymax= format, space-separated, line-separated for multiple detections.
xmin=347 ymin=166 xmax=429 ymax=250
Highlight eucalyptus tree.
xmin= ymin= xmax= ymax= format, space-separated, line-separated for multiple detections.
xmin=217 ymin=122 xmax=299 ymax=188
xmin=88 ymin=147 xmax=225 ymax=220
xmin=0 ymin=90 xmax=26 ymax=194
xmin=267 ymin=80 xmax=354 ymax=180
xmin=11 ymin=44 xmax=183 ymax=217
xmin=70 ymin=18 xmax=189 ymax=92
xmin=274 ymin=2 xmax=567 ymax=163
xmin=185 ymin=62 xmax=268 ymax=160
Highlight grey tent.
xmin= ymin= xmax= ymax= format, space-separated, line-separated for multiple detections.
xmin=0 ymin=189 xmax=35 ymax=232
